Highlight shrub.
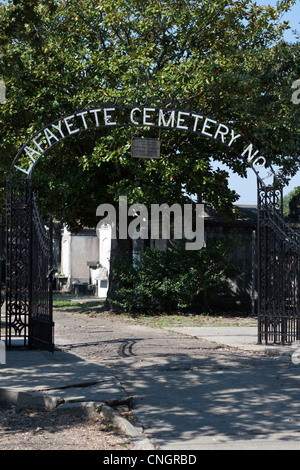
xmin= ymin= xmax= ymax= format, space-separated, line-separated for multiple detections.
xmin=108 ymin=239 xmax=236 ymax=312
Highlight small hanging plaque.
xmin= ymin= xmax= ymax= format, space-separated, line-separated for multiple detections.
xmin=132 ymin=138 xmax=160 ymax=159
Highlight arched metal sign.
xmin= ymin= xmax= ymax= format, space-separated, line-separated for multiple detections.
xmin=11 ymin=104 xmax=276 ymax=185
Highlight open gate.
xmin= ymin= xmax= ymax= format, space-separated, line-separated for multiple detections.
xmin=258 ymin=181 xmax=300 ymax=345
xmin=2 ymin=178 xmax=54 ymax=351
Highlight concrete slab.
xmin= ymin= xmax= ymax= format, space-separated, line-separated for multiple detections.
xmin=41 ymin=381 xmax=126 ymax=403
xmin=0 ymin=348 xmax=127 ymax=407
xmin=164 ymin=326 xmax=294 ymax=356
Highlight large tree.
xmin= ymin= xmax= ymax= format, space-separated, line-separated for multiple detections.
xmin=0 ymin=0 xmax=299 ymax=226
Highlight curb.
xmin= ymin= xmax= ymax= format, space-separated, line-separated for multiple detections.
xmin=100 ymin=403 xmax=155 ymax=450
xmin=0 ymin=388 xmax=64 ymax=411
xmin=0 ymin=388 xmax=155 ymax=450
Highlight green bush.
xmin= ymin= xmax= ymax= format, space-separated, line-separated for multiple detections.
xmin=108 ymin=240 xmax=236 ymax=312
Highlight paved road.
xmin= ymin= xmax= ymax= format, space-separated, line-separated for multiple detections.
xmin=54 ymin=310 xmax=300 ymax=450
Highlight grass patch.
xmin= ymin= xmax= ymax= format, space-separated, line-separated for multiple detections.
xmin=52 ymin=293 xmax=257 ymax=328
xmin=114 ymin=312 xmax=257 ymax=329
xmin=53 ymin=299 xmax=82 ymax=309
xmin=53 ymin=293 xmax=104 ymax=314
xmin=53 ymin=299 xmax=102 ymax=309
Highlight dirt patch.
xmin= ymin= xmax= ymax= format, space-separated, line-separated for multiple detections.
xmin=0 ymin=403 xmax=136 ymax=450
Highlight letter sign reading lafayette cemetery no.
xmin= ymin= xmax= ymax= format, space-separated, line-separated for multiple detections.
xmin=12 ymin=105 xmax=276 ymax=183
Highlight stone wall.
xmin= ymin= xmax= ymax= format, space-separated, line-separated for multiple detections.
xmin=204 ymin=205 xmax=257 ymax=312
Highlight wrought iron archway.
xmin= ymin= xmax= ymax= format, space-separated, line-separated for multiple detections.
xmin=0 ymin=99 xmax=299 ymax=350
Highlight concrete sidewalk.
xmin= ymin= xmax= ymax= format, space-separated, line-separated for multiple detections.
xmin=0 ymin=347 xmax=127 ymax=408
xmin=165 ymin=326 xmax=295 ymax=357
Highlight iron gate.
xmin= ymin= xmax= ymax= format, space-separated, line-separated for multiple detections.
xmin=258 ymin=181 xmax=300 ymax=345
xmin=4 ymin=178 xmax=54 ymax=351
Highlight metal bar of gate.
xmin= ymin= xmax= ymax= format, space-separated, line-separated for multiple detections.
xmin=28 ymin=195 xmax=54 ymax=351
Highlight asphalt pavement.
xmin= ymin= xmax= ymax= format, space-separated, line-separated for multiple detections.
xmin=1 ymin=314 xmax=300 ymax=450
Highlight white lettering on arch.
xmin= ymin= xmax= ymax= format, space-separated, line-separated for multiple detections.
xmin=64 ymin=115 xmax=79 ymax=135
xmin=11 ymin=105 xmax=272 ymax=182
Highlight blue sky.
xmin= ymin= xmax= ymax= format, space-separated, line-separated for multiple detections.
xmin=217 ymin=0 xmax=299 ymax=205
